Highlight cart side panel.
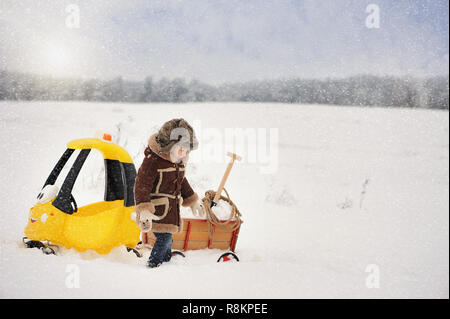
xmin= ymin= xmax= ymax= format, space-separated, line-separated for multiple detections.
xmin=210 ymin=241 xmax=233 ymax=250
xmin=181 ymin=219 xmax=239 ymax=232
xmin=174 ymin=231 xmax=233 ymax=242
xmin=171 ymin=218 xmax=242 ymax=252
xmin=182 ymin=240 xmax=209 ymax=250
xmin=172 ymin=240 xmax=186 ymax=250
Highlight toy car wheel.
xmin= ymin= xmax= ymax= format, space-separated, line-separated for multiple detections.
xmin=42 ymin=246 xmax=56 ymax=255
xmin=126 ymin=243 xmax=143 ymax=258
xmin=23 ymin=237 xmax=45 ymax=249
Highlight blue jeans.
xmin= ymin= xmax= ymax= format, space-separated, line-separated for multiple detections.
xmin=149 ymin=232 xmax=173 ymax=266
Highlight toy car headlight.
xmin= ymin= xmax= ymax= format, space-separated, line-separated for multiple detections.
xmin=37 ymin=184 xmax=59 ymax=204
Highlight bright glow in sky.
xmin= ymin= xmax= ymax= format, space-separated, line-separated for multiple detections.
xmin=37 ymin=44 xmax=73 ymax=75
xmin=0 ymin=0 xmax=448 ymax=84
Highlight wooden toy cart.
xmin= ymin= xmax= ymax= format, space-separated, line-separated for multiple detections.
xmin=172 ymin=218 xmax=241 ymax=252
xmin=142 ymin=189 xmax=243 ymax=262
xmin=142 ymin=216 xmax=242 ymax=261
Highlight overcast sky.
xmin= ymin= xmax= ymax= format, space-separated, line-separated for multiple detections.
xmin=0 ymin=0 xmax=448 ymax=84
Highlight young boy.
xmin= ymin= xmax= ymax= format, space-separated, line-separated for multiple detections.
xmin=134 ymin=118 xmax=205 ymax=268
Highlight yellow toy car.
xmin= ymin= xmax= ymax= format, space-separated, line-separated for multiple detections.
xmin=23 ymin=133 xmax=141 ymax=255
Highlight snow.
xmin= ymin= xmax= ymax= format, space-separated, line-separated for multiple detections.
xmin=181 ymin=199 xmax=235 ymax=220
xmin=210 ymin=200 xmax=234 ymax=220
xmin=0 ymin=101 xmax=448 ymax=298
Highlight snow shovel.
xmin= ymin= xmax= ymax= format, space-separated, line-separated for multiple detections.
xmin=210 ymin=152 xmax=242 ymax=208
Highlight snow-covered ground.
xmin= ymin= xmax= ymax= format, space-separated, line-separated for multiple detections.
xmin=0 ymin=101 xmax=448 ymax=298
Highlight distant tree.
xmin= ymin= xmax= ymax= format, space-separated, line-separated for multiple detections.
xmin=170 ymin=78 xmax=188 ymax=102
xmin=425 ymin=76 xmax=449 ymax=109
xmin=141 ymin=76 xmax=153 ymax=102
xmin=0 ymin=70 xmax=447 ymax=109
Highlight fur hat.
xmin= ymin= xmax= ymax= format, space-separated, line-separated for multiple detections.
xmin=155 ymin=118 xmax=198 ymax=153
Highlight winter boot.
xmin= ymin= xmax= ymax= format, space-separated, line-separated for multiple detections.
xmin=147 ymin=260 xmax=162 ymax=268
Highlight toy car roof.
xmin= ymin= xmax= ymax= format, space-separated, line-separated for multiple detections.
xmin=67 ymin=138 xmax=133 ymax=164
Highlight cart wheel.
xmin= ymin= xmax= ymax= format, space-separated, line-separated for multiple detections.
xmin=171 ymin=250 xmax=185 ymax=258
xmin=217 ymin=251 xmax=239 ymax=262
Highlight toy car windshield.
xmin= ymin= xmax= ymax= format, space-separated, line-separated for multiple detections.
xmin=41 ymin=141 xmax=136 ymax=215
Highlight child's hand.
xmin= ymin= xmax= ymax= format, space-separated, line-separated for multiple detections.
xmin=190 ymin=200 xmax=205 ymax=218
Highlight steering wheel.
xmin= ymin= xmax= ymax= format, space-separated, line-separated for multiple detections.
xmin=70 ymin=194 xmax=78 ymax=213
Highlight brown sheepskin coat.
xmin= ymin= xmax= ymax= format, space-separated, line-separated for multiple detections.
xmin=134 ymin=133 xmax=198 ymax=233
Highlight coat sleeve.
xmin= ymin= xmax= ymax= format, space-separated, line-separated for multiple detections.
xmin=134 ymin=154 xmax=158 ymax=214
xmin=180 ymin=177 xmax=199 ymax=207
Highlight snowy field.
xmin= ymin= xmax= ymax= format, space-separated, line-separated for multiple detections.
xmin=0 ymin=101 xmax=448 ymax=299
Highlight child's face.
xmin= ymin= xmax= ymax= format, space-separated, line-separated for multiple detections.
xmin=170 ymin=145 xmax=189 ymax=163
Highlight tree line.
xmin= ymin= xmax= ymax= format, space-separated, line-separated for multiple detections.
xmin=0 ymin=70 xmax=448 ymax=109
